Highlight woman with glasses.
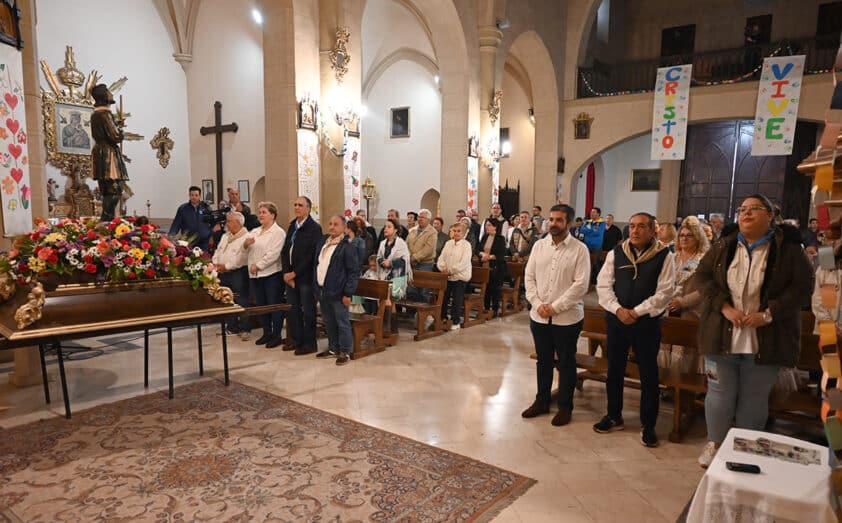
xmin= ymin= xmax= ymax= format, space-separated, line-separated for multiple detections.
xmin=693 ymin=194 xmax=813 ymax=468
xmin=659 ymin=216 xmax=711 ymax=374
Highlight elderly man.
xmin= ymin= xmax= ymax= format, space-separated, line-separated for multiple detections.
xmin=227 ymin=187 xmax=258 ymax=229
xmin=281 ymin=196 xmax=323 ymax=355
xmin=212 ymin=212 xmax=251 ymax=340
xmin=406 ymin=208 xmax=438 ymax=304
xmin=510 ymin=210 xmax=537 ymax=262
xmin=709 ymin=214 xmax=724 ymax=241
xmin=594 ymin=212 xmax=675 ymax=447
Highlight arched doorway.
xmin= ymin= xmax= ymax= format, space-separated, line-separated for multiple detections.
xmin=419 ymin=188 xmax=440 ymax=216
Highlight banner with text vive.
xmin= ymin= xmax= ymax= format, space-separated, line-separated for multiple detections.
xmin=752 ymin=55 xmax=805 ymax=156
xmin=651 ymin=64 xmax=691 ymax=160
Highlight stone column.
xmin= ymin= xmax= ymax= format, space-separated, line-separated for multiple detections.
xmin=477 ymin=25 xmax=502 ymax=219
xmin=656 ymin=160 xmax=681 ymax=222
xmin=318 ymin=0 xmax=362 ymax=218
xmin=261 ymin=0 xmax=299 ymax=225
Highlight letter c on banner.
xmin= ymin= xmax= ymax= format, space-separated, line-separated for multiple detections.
xmin=665 ymin=67 xmax=682 ymax=82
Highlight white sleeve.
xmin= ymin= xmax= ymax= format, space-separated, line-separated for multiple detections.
xmin=633 ymin=251 xmax=677 ymax=318
xmin=524 ymin=241 xmax=539 ymax=307
xmin=551 ymin=244 xmax=590 ymax=313
xmin=597 ymin=250 xmax=621 ymax=315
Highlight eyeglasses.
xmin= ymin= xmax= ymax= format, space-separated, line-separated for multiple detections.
xmin=293 ymin=203 xmax=305 ymax=207
xmin=678 ymin=233 xmax=694 ymax=239
xmin=737 ymin=205 xmax=768 ymax=215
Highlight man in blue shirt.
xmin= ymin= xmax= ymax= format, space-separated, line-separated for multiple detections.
xmin=169 ymin=186 xmax=214 ymax=251
xmin=581 ymin=207 xmax=606 ymax=283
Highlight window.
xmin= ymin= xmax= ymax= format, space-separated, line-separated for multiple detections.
xmin=500 ymin=127 xmax=511 ymax=158
xmin=660 ymin=24 xmax=695 ymax=58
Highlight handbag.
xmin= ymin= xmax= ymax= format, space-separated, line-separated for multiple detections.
xmin=390 ymin=275 xmax=407 ymax=300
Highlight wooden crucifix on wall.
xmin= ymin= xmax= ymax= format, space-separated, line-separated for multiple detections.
xmin=200 ymin=101 xmax=238 ymax=204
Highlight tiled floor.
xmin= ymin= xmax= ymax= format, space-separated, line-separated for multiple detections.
xmin=0 ymin=313 xmax=709 ymax=522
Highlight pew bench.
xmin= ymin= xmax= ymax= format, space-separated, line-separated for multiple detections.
xmin=349 ymin=278 xmax=397 ymax=359
xmin=396 ymin=270 xmax=448 ymax=341
xmin=500 ymin=261 xmax=525 ymax=317
xmin=462 ymin=267 xmax=491 ymax=328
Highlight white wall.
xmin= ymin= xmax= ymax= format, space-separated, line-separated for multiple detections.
xmin=361 ymin=0 xmax=435 ymax=79
xmin=573 ymin=133 xmax=660 ymax=221
xmin=188 ymin=0 xmax=264 ymax=207
xmin=35 ymin=0 xmax=191 ymax=219
xmin=500 ymin=68 xmax=534 ymax=210
xmin=362 ymin=59 xmax=441 ymax=219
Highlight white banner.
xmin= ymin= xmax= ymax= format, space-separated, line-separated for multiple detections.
xmin=752 ymin=55 xmax=805 ymax=156
xmin=0 ymin=45 xmax=31 ymax=236
xmin=467 ymin=157 xmax=478 ymax=215
xmin=342 ymin=138 xmax=361 ymax=219
xmin=296 ymin=131 xmax=320 ymax=221
xmin=491 ymin=162 xmax=499 ymax=204
xmin=651 ymin=64 xmax=692 ymax=160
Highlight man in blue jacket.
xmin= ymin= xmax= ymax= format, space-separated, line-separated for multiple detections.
xmin=169 ymin=186 xmax=214 ymax=252
xmin=581 ymin=207 xmax=606 ymax=283
xmin=313 ymin=214 xmax=360 ymax=366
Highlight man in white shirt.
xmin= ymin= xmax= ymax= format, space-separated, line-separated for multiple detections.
xmin=436 ymin=222 xmax=473 ymax=331
xmin=594 ymin=212 xmax=675 ymax=448
xmin=212 ymin=212 xmax=250 ymax=340
xmin=521 ymin=204 xmax=591 ymax=426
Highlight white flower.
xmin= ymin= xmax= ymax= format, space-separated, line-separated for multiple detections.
xmin=177 ymin=240 xmax=189 ymax=247
xmin=192 ymin=247 xmax=202 ymax=257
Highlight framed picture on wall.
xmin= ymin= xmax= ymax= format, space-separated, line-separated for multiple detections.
xmin=238 ymin=179 xmax=250 ymax=203
xmin=202 ymin=179 xmax=214 ymax=204
xmin=390 ymin=107 xmax=410 ymax=138
xmin=468 ymin=136 xmax=479 ymax=158
xmin=630 ymin=169 xmax=661 ymax=191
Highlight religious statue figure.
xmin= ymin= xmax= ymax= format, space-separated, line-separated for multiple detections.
xmin=61 ymin=111 xmax=90 ymax=149
xmin=90 ymin=84 xmax=128 ymax=221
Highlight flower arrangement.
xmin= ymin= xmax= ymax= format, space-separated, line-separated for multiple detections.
xmin=0 ymin=217 xmax=218 ymax=290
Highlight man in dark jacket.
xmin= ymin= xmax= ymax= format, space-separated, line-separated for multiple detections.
xmin=378 ymin=209 xmax=409 ymax=243
xmin=169 ymin=186 xmax=213 ymax=252
xmin=282 ymin=196 xmax=323 ymax=355
xmin=314 ymin=214 xmax=360 ymax=366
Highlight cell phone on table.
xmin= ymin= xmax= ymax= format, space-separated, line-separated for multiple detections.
xmin=726 ymin=461 xmax=761 ymax=474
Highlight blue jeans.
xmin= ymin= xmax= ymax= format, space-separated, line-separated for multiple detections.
xmin=220 ymin=267 xmax=250 ymax=332
xmin=251 ymin=272 xmax=285 ymax=337
xmin=704 ymin=354 xmax=780 ymax=444
xmin=320 ymin=297 xmax=353 ymax=354
xmin=286 ymin=280 xmax=316 ymax=349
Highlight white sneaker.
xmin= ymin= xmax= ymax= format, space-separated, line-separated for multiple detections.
xmin=698 ymin=441 xmax=717 ymax=468
xmin=450 ymin=324 xmax=461 ymax=331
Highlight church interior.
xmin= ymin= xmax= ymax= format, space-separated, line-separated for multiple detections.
xmin=1 ymin=0 xmax=842 ymax=521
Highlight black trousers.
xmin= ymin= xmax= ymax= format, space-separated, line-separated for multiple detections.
xmin=605 ymin=315 xmax=661 ymax=428
xmin=441 ymin=280 xmax=467 ymax=324
xmin=532 ymin=319 xmax=583 ymax=410
xmin=286 ymin=280 xmax=316 ymax=349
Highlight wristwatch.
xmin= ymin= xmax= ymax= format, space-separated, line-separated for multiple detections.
xmin=762 ymin=310 xmax=773 ymax=325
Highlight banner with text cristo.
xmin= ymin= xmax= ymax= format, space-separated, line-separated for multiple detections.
xmin=651 ymin=64 xmax=692 ymax=161
xmin=751 ymin=55 xmax=805 ymax=156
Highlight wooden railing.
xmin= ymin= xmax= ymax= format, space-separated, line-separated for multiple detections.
xmin=578 ymin=35 xmax=841 ymax=98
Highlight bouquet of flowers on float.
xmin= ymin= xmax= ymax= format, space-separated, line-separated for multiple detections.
xmin=0 ymin=217 xmax=218 ymax=290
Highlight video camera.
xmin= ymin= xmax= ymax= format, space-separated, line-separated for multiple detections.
xmin=202 ymin=202 xmax=231 ymax=227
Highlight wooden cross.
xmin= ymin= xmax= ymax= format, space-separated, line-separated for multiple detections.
xmin=199 ymin=101 xmax=238 ymax=203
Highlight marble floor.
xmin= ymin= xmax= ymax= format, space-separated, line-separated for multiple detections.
xmin=0 ymin=312 xmax=709 ymax=522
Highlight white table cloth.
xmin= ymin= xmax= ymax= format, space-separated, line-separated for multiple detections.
xmin=687 ymin=428 xmax=837 ymax=522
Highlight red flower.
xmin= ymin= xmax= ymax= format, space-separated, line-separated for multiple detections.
xmin=84 ymin=255 xmax=93 ymax=264
xmin=122 ymin=244 xmax=130 ymax=251
xmin=111 ymin=218 xmax=121 ymax=225
xmin=145 ymin=269 xmax=155 ymax=278
xmin=107 ymin=223 xmax=116 ymax=231
xmin=47 ymin=253 xmax=58 ymax=264
xmin=87 ymin=230 xmax=97 ymax=240
xmin=127 ymin=272 xmax=137 ymax=279
xmin=141 ymin=234 xmax=150 ymax=241
xmin=17 ymin=263 xmax=27 ymax=272
xmin=173 ymin=255 xmax=183 ymax=266
xmin=140 ymin=225 xmax=152 ymax=233
xmin=161 ymin=255 xmax=170 ymax=264
xmin=141 ymin=241 xmax=150 ymax=250
xmin=124 ymin=257 xmax=134 ymax=266
xmin=84 ymin=263 xmax=97 ymax=274
xmin=30 ymin=232 xmax=41 ymax=241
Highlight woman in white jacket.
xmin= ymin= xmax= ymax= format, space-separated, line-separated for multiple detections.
xmin=377 ymin=218 xmax=412 ymax=332
xmin=243 ymin=201 xmax=286 ymax=348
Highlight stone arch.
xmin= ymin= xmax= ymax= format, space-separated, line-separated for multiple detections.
xmin=252 ymin=176 xmax=266 ymax=206
xmin=419 ymin=188 xmax=440 ymax=216
xmin=362 ymin=47 xmax=438 ymax=99
xmin=500 ymin=30 xmax=558 ymax=213
xmin=563 ymin=0 xmax=601 ymax=100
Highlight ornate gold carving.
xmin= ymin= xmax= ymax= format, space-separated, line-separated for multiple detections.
xmin=0 ymin=272 xmax=16 ymax=302
xmin=14 ymin=282 xmax=45 ymax=330
xmin=329 ymin=27 xmax=351 ymax=84
xmin=573 ymin=112 xmax=594 ymax=140
xmin=150 ymin=127 xmax=174 ymax=168
xmin=205 ymin=281 xmax=234 ymax=304
xmin=488 ymin=89 xmax=502 ymax=125
xmin=56 ymin=47 xmax=85 ymax=98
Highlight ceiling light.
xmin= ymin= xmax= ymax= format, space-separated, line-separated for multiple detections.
xmin=251 ymin=8 xmax=263 ymax=25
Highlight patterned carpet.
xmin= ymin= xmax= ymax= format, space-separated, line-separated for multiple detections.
xmin=0 ymin=380 xmax=535 ymax=522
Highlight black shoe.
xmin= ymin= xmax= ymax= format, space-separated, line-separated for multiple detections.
xmin=551 ymin=408 xmax=572 ymax=426
xmin=316 ymin=349 xmax=338 ymax=358
xmin=593 ymin=415 xmax=625 ymax=433
xmin=255 ymin=334 xmax=271 ymax=345
xmin=294 ymin=346 xmax=317 ymax=356
xmin=641 ymin=427 xmax=658 ymax=448
xmin=265 ymin=337 xmax=283 ymax=349
xmin=521 ymin=402 xmax=550 ymax=418
xmin=336 ymin=353 xmax=350 ymax=366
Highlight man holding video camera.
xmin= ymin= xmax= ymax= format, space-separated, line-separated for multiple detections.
xmin=169 ymin=185 xmax=217 ymax=252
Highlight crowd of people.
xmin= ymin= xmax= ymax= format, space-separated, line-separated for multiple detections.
xmin=167 ymin=185 xmax=818 ymax=465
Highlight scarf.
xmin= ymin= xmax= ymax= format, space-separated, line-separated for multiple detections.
xmin=737 ymin=228 xmax=775 ymax=260
xmin=619 ymin=238 xmax=668 ymax=280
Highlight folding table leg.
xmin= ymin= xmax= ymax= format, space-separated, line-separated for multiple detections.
xmin=143 ymin=329 xmax=149 ymax=387
xmin=221 ymin=320 xmax=229 ymax=386
xmin=197 ymin=324 xmax=204 ymax=376
xmin=54 ymin=342 xmax=71 ymax=419
xmin=167 ymin=327 xmax=174 ymax=399
xmin=38 ymin=344 xmax=50 ymax=404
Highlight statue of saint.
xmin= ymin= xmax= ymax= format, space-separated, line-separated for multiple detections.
xmin=90 ymin=84 xmax=128 ymax=221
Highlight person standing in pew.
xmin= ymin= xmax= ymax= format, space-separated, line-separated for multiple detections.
xmin=594 ymin=212 xmax=675 ymax=447
xmin=476 ymin=218 xmax=508 ymax=318
xmin=694 ymin=194 xmax=813 ymax=468
xmin=521 ymin=204 xmax=591 ymax=426
xmin=437 ymin=221 xmax=473 ymax=331
xmin=314 ymin=214 xmax=360 ymax=366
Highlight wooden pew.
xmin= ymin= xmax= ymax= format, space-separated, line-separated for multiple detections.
xmin=349 ymin=279 xmax=397 ymax=360
xmin=500 ymin=261 xmax=525 ymax=316
xmin=396 ymin=270 xmax=448 ymax=341
xmin=462 ymin=267 xmax=491 ymax=328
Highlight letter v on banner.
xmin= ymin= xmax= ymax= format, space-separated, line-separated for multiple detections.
xmin=651 ymin=64 xmax=692 ymax=160
xmin=752 ymin=55 xmax=805 ymax=156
